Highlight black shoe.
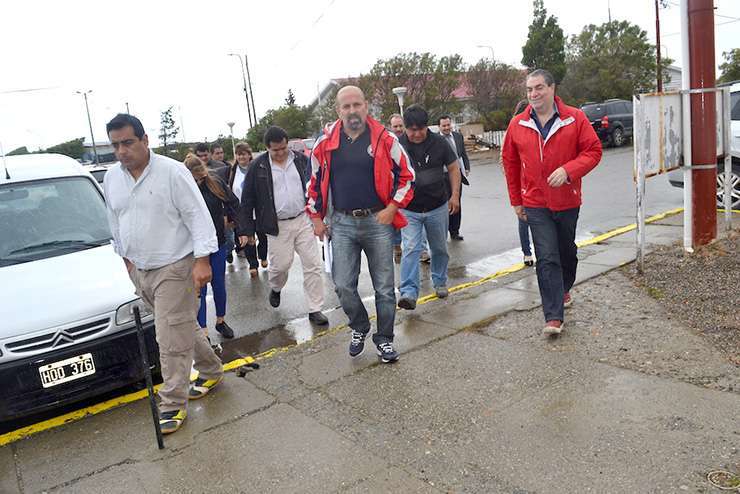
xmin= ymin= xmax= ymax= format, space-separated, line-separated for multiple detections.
xmin=269 ymin=290 xmax=281 ymax=308
xmin=376 ymin=341 xmax=399 ymax=363
xmin=450 ymin=233 xmax=464 ymax=241
xmin=349 ymin=330 xmax=367 ymax=357
xmin=398 ymin=297 xmax=417 ymax=310
xmin=215 ymin=321 xmax=234 ymax=339
xmin=308 ymin=311 xmax=329 ymax=325
xmin=226 ymin=251 xmax=234 ymax=264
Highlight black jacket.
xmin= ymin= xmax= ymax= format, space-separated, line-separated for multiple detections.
xmin=451 ymin=131 xmax=470 ymax=171
xmin=207 ymin=159 xmax=230 ymax=183
xmin=237 ymin=151 xmax=310 ymax=237
xmin=442 ymin=130 xmax=471 ymax=186
xmin=198 ymin=175 xmax=241 ymax=247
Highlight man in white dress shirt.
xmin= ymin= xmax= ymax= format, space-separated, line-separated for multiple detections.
xmin=103 ymin=113 xmax=224 ymax=434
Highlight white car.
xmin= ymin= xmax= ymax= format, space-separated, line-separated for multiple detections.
xmin=0 ymin=153 xmax=156 ymax=422
xmin=667 ymin=81 xmax=740 ymax=209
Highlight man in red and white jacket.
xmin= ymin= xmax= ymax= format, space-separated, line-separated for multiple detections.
xmin=307 ymin=85 xmax=415 ymax=362
xmin=502 ymin=69 xmax=602 ymax=336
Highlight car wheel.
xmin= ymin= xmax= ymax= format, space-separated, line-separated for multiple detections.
xmin=611 ymin=127 xmax=625 ymax=147
xmin=716 ymin=167 xmax=740 ymax=209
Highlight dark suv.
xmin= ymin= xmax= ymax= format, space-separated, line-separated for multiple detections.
xmin=581 ymin=99 xmax=634 ymax=147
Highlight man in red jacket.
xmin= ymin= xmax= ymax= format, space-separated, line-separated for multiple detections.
xmin=307 ymin=85 xmax=415 ymax=362
xmin=502 ymin=69 xmax=602 ymax=336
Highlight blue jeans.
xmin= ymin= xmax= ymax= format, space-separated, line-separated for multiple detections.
xmin=524 ymin=207 xmax=579 ymax=322
xmin=224 ymin=227 xmax=235 ymax=254
xmin=393 ymin=228 xmax=402 ymax=247
xmin=400 ymin=203 xmax=450 ymax=300
xmin=330 ymin=211 xmax=396 ymax=344
xmin=518 ymin=218 xmax=532 ymax=256
xmin=198 ymin=244 xmax=227 ymax=328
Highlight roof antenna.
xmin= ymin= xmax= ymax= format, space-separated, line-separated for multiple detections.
xmin=0 ymin=140 xmax=9 ymax=180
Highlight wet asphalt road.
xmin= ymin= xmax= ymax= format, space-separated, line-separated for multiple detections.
xmin=206 ymin=145 xmax=683 ymax=355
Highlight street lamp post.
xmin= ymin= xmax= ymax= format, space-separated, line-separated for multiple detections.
xmin=228 ymin=53 xmax=253 ymax=128
xmin=392 ymin=87 xmax=407 ymax=116
xmin=476 ymin=44 xmax=495 ymax=63
xmin=226 ymin=122 xmax=236 ymax=159
xmin=76 ymin=90 xmax=99 ymax=165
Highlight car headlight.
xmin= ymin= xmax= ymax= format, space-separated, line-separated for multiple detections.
xmin=115 ymin=299 xmax=153 ymax=326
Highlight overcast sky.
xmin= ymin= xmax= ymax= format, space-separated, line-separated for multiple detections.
xmin=1 ymin=0 xmax=738 ymax=152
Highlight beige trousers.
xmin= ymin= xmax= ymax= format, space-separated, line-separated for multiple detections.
xmin=266 ymin=213 xmax=325 ymax=313
xmin=130 ymin=255 xmax=223 ymax=413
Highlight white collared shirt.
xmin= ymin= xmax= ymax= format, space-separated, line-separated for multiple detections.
xmin=269 ymin=151 xmax=305 ymax=219
xmin=232 ymin=164 xmax=248 ymax=201
xmin=103 ymin=151 xmax=218 ymax=270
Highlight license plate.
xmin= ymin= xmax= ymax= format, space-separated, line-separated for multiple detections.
xmin=38 ymin=353 xmax=96 ymax=388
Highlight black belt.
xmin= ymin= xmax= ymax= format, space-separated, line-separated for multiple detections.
xmin=277 ymin=212 xmax=303 ymax=221
xmin=336 ymin=205 xmax=384 ymax=217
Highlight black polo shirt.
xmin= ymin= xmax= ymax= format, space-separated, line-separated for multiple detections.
xmin=400 ymin=131 xmax=457 ymax=213
xmin=330 ymin=127 xmax=382 ymax=210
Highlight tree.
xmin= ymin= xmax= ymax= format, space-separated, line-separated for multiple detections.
xmin=246 ymin=105 xmax=312 ymax=151
xmin=285 ymin=89 xmax=297 ymax=106
xmin=7 ymin=146 xmax=29 ymax=156
xmin=521 ymin=0 xmax=566 ymax=83
xmin=718 ymin=49 xmax=740 ymax=84
xmin=466 ymin=59 xmax=524 ymax=130
xmin=158 ymin=106 xmax=179 ymax=153
xmin=560 ymin=20 xmax=672 ymax=105
xmin=358 ymin=52 xmax=466 ymax=123
xmin=44 ymin=138 xmax=85 ymax=160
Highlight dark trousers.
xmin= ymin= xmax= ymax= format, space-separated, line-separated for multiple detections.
xmin=518 ymin=218 xmax=532 ymax=256
xmin=524 ymin=207 xmax=580 ymax=322
xmin=447 ymin=180 xmax=463 ymax=235
xmin=243 ymin=232 xmax=268 ymax=269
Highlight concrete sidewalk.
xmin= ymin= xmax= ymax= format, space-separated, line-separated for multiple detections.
xmin=2 ymin=213 xmax=738 ymax=493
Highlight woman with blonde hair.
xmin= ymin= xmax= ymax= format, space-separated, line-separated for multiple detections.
xmin=183 ymin=153 xmax=241 ymax=339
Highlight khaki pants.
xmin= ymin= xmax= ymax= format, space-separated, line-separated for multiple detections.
xmin=130 ymin=255 xmax=223 ymax=413
xmin=266 ymin=214 xmax=325 ymax=313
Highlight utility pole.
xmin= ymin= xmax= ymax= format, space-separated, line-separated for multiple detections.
xmin=655 ymin=0 xmax=663 ymax=92
xmin=76 ymin=90 xmax=99 ymax=165
xmin=608 ymin=0 xmax=612 ymax=22
xmin=125 ymin=102 xmax=130 ymax=114
xmin=228 ymin=53 xmax=253 ymax=128
xmin=245 ymin=52 xmax=257 ymax=123
xmin=686 ymin=0 xmax=717 ymax=247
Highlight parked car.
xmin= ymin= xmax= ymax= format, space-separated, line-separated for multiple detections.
xmin=581 ymin=99 xmax=634 ymax=147
xmin=667 ymin=81 xmax=740 ymax=209
xmin=287 ymin=138 xmax=315 ymax=158
xmin=0 ymin=153 xmax=158 ymax=423
xmin=82 ymin=163 xmax=112 ymax=185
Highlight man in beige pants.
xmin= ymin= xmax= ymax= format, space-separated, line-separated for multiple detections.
xmin=237 ymin=126 xmax=328 ymax=325
xmin=103 ymin=113 xmax=224 ymax=434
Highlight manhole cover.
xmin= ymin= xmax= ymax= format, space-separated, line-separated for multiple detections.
xmin=707 ymin=470 xmax=740 ymax=491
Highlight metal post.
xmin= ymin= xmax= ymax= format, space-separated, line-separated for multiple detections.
xmin=245 ymin=52 xmax=257 ymax=123
xmin=723 ymin=87 xmax=732 ymax=231
xmin=227 ymin=122 xmax=236 ymax=160
xmin=655 ymin=0 xmax=663 ymax=92
xmin=77 ymin=90 xmax=99 ymax=165
xmin=228 ymin=54 xmax=253 ymax=128
xmin=688 ymin=0 xmax=717 ymax=247
xmin=634 ymin=95 xmax=646 ymax=272
xmin=133 ymin=306 xmax=164 ymax=450
xmin=680 ymin=0 xmax=693 ymax=252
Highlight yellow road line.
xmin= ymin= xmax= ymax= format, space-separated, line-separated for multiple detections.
xmin=0 ymin=206 xmax=725 ymax=447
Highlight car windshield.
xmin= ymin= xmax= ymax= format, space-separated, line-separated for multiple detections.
xmin=0 ymin=177 xmax=111 ymax=267
xmin=287 ymin=141 xmax=304 ymax=152
xmin=582 ymin=104 xmax=606 ymax=119
xmin=731 ymin=91 xmax=740 ymax=121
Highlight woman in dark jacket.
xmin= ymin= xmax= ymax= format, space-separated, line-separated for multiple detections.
xmin=229 ymin=142 xmax=268 ymax=277
xmin=183 ymin=154 xmax=240 ymax=339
